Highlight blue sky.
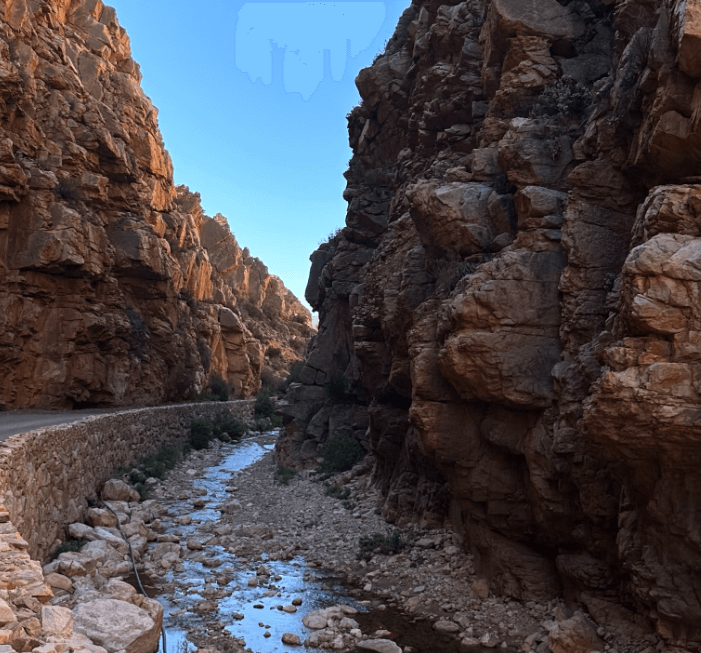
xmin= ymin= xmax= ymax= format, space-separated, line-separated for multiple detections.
xmin=107 ymin=0 xmax=407 ymax=312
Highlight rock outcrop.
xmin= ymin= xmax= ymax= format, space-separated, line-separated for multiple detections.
xmin=0 ymin=0 xmax=313 ymax=409
xmin=280 ymin=0 xmax=701 ymax=647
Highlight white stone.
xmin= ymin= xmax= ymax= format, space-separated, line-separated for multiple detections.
xmin=357 ymin=639 xmax=402 ymax=653
xmin=80 ymin=540 xmax=124 ymax=564
xmin=434 ymin=619 xmax=460 ymax=633
xmin=68 ymin=523 xmax=97 ymax=541
xmin=103 ymin=479 xmax=140 ymax=502
xmin=73 ymin=598 xmax=160 ymax=653
xmin=41 ymin=605 xmax=74 ymax=637
xmin=302 ymin=612 xmax=329 ymax=629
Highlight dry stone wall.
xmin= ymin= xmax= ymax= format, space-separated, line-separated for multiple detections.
xmin=0 ymin=400 xmax=253 ymax=560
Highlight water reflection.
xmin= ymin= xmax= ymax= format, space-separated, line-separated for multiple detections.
xmin=154 ymin=434 xmax=363 ymax=653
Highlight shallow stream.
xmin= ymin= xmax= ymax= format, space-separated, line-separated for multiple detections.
xmin=147 ymin=433 xmax=507 ymax=653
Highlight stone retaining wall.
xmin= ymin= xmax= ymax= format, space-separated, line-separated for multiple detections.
xmin=0 ymin=401 xmax=254 ymax=560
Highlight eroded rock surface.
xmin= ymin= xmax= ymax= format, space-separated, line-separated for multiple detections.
xmin=280 ymin=0 xmax=701 ymax=647
xmin=0 ymin=0 xmax=313 ymax=409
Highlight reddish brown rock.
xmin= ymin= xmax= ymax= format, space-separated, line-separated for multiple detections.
xmin=280 ymin=0 xmax=701 ymax=647
xmin=0 ymin=0 xmax=313 ymax=408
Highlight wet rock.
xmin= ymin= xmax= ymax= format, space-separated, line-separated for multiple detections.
xmin=303 ymin=612 xmax=329 ymax=629
xmin=282 ymin=633 xmax=301 ymax=645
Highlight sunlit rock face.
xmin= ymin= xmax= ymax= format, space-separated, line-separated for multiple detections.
xmin=280 ymin=0 xmax=701 ymax=645
xmin=0 ymin=0 xmax=313 ymax=408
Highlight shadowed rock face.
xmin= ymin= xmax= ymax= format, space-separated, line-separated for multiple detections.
xmin=0 ymin=0 xmax=313 ymax=408
xmin=279 ymin=0 xmax=701 ymax=645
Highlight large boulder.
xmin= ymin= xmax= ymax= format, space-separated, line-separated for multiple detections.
xmin=102 ymin=480 xmax=140 ymax=503
xmin=72 ymin=598 xmax=161 ymax=653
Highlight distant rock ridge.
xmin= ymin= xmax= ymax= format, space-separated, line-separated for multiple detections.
xmin=279 ymin=0 xmax=701 ymax=647
xmin=0 ymin=0 xmax=313 ymax=408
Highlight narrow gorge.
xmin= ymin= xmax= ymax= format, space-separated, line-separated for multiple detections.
xmin=279 ymin=0 xmax=701 ymax=648
xmin=3 ymin=0 xmax=701 ymax=651
xmin=0 ymin=0 xmax=313 ymax=409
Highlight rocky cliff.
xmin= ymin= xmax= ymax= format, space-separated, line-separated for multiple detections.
xmin=0 ymin=0 xmax=313 ymax=408
xmin=279 ymin=0 xmax=701 ymax=646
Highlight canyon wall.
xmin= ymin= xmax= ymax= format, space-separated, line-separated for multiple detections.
xmin=280 ymin=0 xmax=701 ymax=646
xmin=0 ymin=0 xmax=313 ymax=409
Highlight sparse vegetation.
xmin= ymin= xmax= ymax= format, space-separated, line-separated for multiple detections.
xmin=197 ymin=375 xmax=230 ymax=402
xmin=189 ymin=411 xmax=247 ymax=450
xmin=317 ymin=433 xmax=365 ymax=474
xmin=254 ymin=387 xmax=283 ymax=428
xmin=52 ymin=539 xmax=86 ymax=559
xmin=276 ymin=467 xmax=297 ymax=485
xmin=357 ymin=532 xmax=403 ymax=560
xmin=209 ymin=375 xmax=229 ymax=402
xmin=54 ymin=177 xmax=82 ymax=203
xmin=318 ymin=228 xmax=343 ymax=247
xmin=325 ymin=372 xmax=350 ymax=404
xmin=190 ymin=417 xmax=214 ymax=451
xmin=530 ymin=76 xmax=592 ymax=119
xmin=284 ymin=361 xmax=305 ymax=388
xmin=125 ymin=307 xmax=148 ymax=335
xmin=115 ymin=442 xmax=191 ymax=499
xmin=325 ymin=485 xmax=351 ymax=500
xmin=266 ymin=346 xmax=282 ymax=359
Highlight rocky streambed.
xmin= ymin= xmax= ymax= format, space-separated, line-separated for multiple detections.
xmin=39 ymin=432 xmax=664 ymax=653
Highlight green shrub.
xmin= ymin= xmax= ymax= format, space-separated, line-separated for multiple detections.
xmin=253 ymin=415 xmax=283 ymax=432
xmin=190 ymin=413 xmax=247 ymax=450
xmin=212 ymin=412 xmax=246 ymax=440
xmin=325 ymin=485 xmax=351 ymax=500
xmin=135 ymin=482 xmax=151 ymax=501
xmin=530 ymin=76 xmax=591 ymax=119
xmin=357 ymin=532 xmax=403 ymax=560
xmin=254 ymin=388 xmax=276 ymax=419
xmin=115 ymin=444 xmax=189 ymax=501
xmin=52 ymin=539 xmax=86 ymax=559
xmin=285 ymin=361 xmax=304 ymax=387
xmin=209 ymin=375 xmax=229 ymax=402
xmin=318 ymin=433 xmax=365 ymax=474
xmin=190 ymin=417 xmax=214 ymax=450
xmin=325 ymin=372 xmax=351 ymax=404
xmin=276 ymin=467 xmax=297 ymax=485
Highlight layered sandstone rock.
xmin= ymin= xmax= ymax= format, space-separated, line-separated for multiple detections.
xmin=0 ymin=0 xmax=312 ymax=408
xmin=280 ymin=0 xmax=701 ymax=646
